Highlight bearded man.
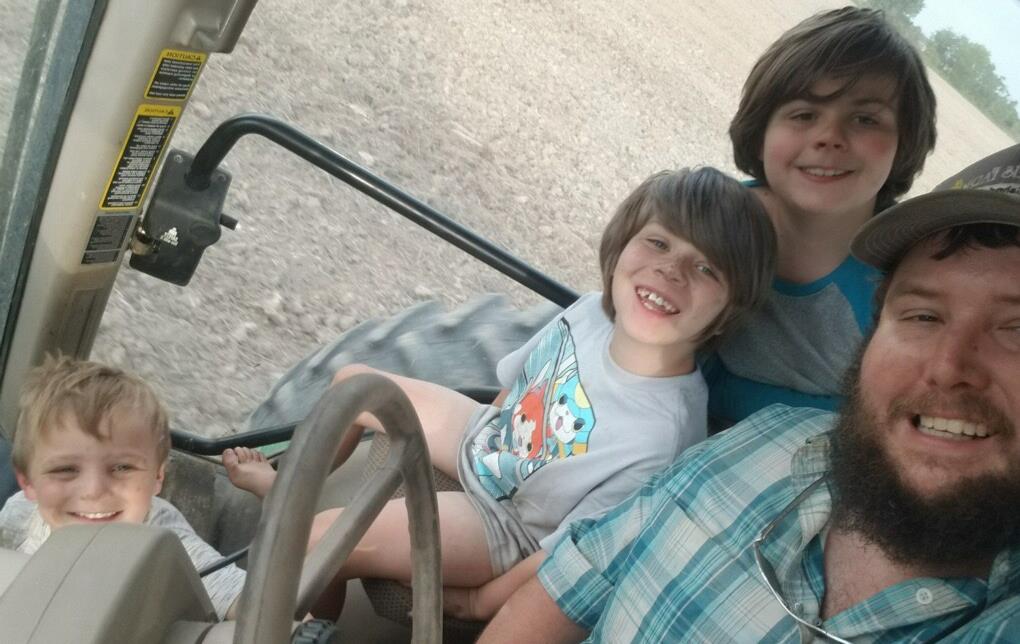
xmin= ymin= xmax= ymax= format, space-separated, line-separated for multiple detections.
xmin=480 ymin=146 xmax=1020 ymax=643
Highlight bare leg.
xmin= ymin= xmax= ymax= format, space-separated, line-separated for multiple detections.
xmin=308 ymin=490 xmax=493 ymax=618
xmin=223 ymin=363 xmax=480 ymax=498
xmin=222 ymin=447 xmax=276 ymax=498
xmin=328 ymin=363 xmax=482 ymax=480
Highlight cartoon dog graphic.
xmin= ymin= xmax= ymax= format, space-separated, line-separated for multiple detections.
xmin=546 ymin=375 xmax=594 ymax=459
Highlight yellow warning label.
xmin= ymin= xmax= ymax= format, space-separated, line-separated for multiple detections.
xmin=99 ymin=104 xmax=181 ymax=211
xmin=144 ymin=48 xmax=206 ymax=101
xmin=163 ymin=50 xmax=205 ymax=63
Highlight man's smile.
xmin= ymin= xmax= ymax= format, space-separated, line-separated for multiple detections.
xmin=914 ymin=415 xmax=991 ymax=441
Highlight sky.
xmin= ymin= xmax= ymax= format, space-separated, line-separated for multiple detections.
xmin=914 ymin=0 xmax=1020 ymax=102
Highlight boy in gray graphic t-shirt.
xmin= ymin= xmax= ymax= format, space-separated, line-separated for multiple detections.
xmin=225 ymin=167 xmax=777 ymax=621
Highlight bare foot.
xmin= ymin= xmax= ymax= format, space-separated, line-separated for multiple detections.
xmin=223 ymin=447 xmax=277 ymax=499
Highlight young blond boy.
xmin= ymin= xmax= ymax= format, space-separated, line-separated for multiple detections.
xmin=0 ymin=356 xmax=245 ymax=620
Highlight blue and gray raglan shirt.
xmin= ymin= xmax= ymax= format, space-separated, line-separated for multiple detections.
xmin=701 ymin=179 xmax=883 ymax=426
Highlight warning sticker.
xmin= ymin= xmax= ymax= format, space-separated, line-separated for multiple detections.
xmin=100 ymin=104 xmax=180 ymax=211
xmin=82 ymin=213 xmax=135 ymax=264
xmin=145 ymin=49 xmax=206 ymax=100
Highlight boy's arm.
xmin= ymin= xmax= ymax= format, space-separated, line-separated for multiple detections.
xmin=478 ymin=575 xmax=587 ymax=644
xmin=443 ymin=549 xmax=546 ymax=620
xmin=491 ymin=388 xmax=510 ymax=408
xmin=149 ymin=497 xmax=246 ymax=621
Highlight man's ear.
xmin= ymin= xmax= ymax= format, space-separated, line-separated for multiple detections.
xmin=15 ymin=470 xmax=37 ymax=501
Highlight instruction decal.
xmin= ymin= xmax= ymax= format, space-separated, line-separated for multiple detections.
xmin=100 ymin=104 xmax=180 ymax=211
xmin=82 ymin=213 xmax=135 ymax=264
xmin=145 ymin=49 xmax=206 ymax=100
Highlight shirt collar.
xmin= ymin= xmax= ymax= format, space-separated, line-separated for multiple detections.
xmin=21 ymin=506 xmax=51 ymax=554
xmin=774 ymin=431 xmax=1020 ymax=637
xmin=789 ymin=432 xmax=832 ymax=542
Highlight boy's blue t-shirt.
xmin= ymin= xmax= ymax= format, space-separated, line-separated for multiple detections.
xmin=702 ymin=179 xmax=882 ymax=426
xmin=702 ymin=255 xmax=880 ymax=425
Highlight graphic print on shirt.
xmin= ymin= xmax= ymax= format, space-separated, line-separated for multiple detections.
xmin=470 ymin=318 xmax=596 ymax=500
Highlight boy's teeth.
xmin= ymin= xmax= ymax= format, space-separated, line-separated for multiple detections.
xmin=636 ymin=288 xmax=678 ymax=313
xmin=917 ymin=415 xmax=989 ymax=439
xmin=803 ymin=167 xmax=849 ymax=177
xmin=76 ymin=511 xmax=117 ymax=519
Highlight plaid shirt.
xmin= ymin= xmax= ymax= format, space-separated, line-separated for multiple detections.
xmin=539 ymin=404 xmax=1020 ymax=642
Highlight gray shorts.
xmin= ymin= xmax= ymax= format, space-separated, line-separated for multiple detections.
xmin=456 ymin=404 xmax=540 ymax=576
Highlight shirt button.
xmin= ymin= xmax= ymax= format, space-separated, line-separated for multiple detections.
xmin=916 ymin=588 xmax=933 ymax=605
xmin=793 ymin=601 xmax=803 ymax=614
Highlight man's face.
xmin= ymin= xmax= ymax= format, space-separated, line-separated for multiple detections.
xmin=831 ymin=238 xmax=1020 ymax=565
xmin=858 ymin=239 xmax=1020 ymax=493
xmin=17 ymin=408 xmax=165 ymax=530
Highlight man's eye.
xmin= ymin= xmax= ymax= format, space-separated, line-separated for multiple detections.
xmin=906 ymin=313 xmax=940 ymax=323
xmin=646 ymin=238 xmax=668 ymax=250
xmin=789 ymin=111 xmax=814 ymax=122
xmin=111 ymin=464 xmax=136 ymax=473
xmin=854 ymin=114 xmax=880 ymax=126
xmin=1001 ymin=322 xmax=1020 ymax=336
xmin=48 ymin=467 xmax=77 ymax=477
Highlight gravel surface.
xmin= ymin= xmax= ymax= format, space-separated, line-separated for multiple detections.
xmin=8 ymin=1 xmax=1011 ymax=438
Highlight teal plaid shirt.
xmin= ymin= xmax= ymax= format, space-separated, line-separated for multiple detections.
xmin=538 ymin=404 xmax=1020 ymax=642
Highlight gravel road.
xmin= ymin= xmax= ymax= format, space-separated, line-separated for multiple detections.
xmin=64 ymin=0 xmax=1016 ymax=437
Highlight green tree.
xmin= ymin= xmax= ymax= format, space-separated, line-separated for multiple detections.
xmin=929 ymin=30 xmax=1008 ymax=98
xmin=858 ymin=0 xmax=927 ymax=43
xmin=863 ymin=0 xmax=925 ymax=20
xmin=927 ymin=29 xmax=1018 ymax=137
xmin=858 ymin=0 xmax=1019 ymax=139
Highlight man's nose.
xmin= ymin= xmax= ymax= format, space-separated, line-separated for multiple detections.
xmin=923 ymin=328 xmax=990 ymax=392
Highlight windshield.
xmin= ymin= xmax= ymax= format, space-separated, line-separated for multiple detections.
xmin=0 ymin=4 xmax=30 ymax=155
xmin=89 ymin=1 xmax=1019 ymax=438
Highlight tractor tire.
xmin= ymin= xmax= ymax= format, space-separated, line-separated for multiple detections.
xmin=291 ymin=619 xmax=341 ymax=643
xmin=244 ymin=294 xmax=562 ymax=431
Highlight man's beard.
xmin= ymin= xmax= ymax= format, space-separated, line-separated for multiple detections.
xmin=829 ymin=362 xmax=1020 ymax=568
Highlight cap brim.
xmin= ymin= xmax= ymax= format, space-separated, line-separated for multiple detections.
xmin=851 ymin=190 xmax=1020 ymax=271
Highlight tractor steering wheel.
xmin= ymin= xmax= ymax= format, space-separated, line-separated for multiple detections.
xmin=232 ymin=374 xmax=442 ymax=643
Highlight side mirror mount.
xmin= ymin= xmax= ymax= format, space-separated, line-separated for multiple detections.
xmin=129 ymin=150 xmax=236 ymax=286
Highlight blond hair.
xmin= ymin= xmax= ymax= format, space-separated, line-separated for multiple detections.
xmin=13 ymin=355 xmax=169 ymax=472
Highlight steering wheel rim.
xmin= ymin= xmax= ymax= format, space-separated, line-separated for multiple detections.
xmin=233 ymin=373 xmax=442 ymax=644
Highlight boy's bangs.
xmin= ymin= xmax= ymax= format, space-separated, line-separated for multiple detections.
xmin=40 ymin=394 xmax=113 ymax=441
xmin=44 ymin=387 xmax=162 ymax=445
xmin=650 ymin=197 xmax=728 ymax=280
xmin=779 ymin=15 xmax=915 ymax=104
xmin=782 ymin=51 xmax=906 ymax=107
